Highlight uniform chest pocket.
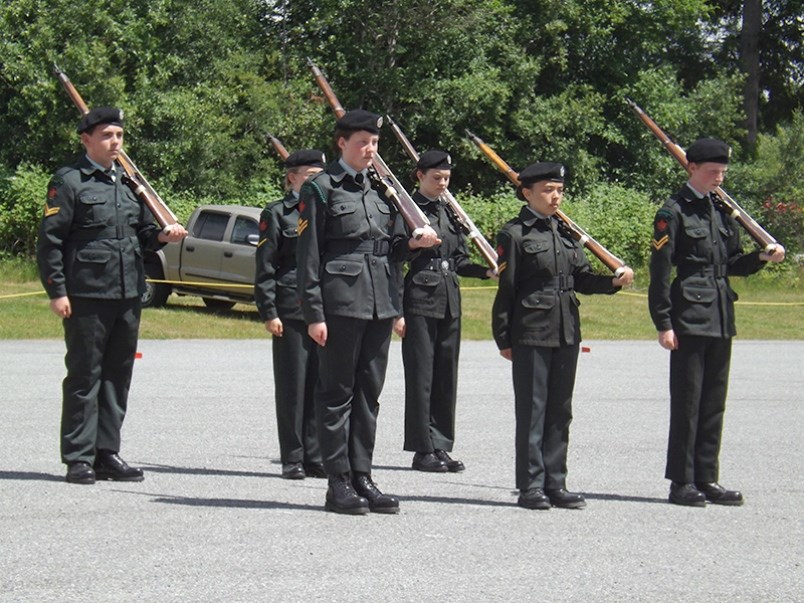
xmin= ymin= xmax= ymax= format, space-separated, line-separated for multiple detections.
xmin=281 ymin=226 xmax=298 ymax=238
xmin=684 ymin=226 xmax=708 ymax=239
xmin=77 ymin=192 xmax=110 ymax=225
xmin=328 ymin=200 xmax=358 ymax=218
xmin=718 ymin=224 xmax=732 ymax=238
xmin=521 ymin=293 xmax=556 ymax=310
xmin=522 ymin=240 xmax=548 ymax=255
xmin=373 ymin=200 xmax=391 ymax=215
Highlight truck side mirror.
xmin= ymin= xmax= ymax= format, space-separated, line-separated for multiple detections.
xmin=246 ymin=234 xmax=260 ymax=247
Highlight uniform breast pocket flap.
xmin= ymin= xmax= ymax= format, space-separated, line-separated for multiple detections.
xmin=521 ymin=240 xmax=548 ymax=255
xmin=521 ymin=292 xmax=556 ymax=310
xmin=282 ymin=226 xmax=299 ymax=238
xmin=684 ymin=226 xmax=708 ymax=239
xmin=411 ymin=271 xmax=439 ymax=287
xmin=78 ymin=193 xmax=107 ymax=206
xmin=76 ymin=249 xmax=112 ymax=264
xmin=325 ymin=259 xmax=364 ymax=277
xmin=329 ymin=201 xmax=358 ymax=217
xmin=681 ymin=284 xmax=717 ymax=304
xmin=374 ymin=200 xmax=391 ymax=215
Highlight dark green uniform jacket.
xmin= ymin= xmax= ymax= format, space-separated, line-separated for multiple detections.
xmin=296 ymin=161 xmax=410 ymax=323
xmin=37 ymin=155 xmax=163 ymax=300
xmin=403 ymin=192 xmax=488 ymax=318
xmin=255 ymin=192 xmax=304 ymax=322
xmin=492 ymin=206 xmax=619 ymax=349
xmin=648 ymin=184 xmax=765 ymax=338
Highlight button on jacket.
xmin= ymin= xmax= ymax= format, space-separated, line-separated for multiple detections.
xmin=255 ymin=192 xmax=304 ymax=322
xmin=648 ymin=184 xmax=765 ymax=337
xmin=403 ymin=192 xmax=488 ymax=319
xmin=37 ymin=155 xmax=164 ymax=300
xmin=492 ymin=206 xmax=619 ymax=349
xmin=296 ymin=161 xmax=410 ymax=323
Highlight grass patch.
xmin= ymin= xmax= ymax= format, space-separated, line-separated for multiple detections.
xmin=2 ymin=259 xmax=802 ymax=340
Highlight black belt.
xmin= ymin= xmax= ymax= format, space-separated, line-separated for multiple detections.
xmin=530 ymin=275 xmax=574 ymax=291
xmin=412 ymin=257 xmax=456 ymax=273
xmin=324 ymin=239 xmax=390 ymax=256
xmin=677 ymin=264 xmax=728 ymax=278
xmin=69 ymin=225 xmax=137 ymax=241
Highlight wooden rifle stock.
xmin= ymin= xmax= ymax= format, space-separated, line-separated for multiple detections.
xmin=465 ymin=129 xmax=626 ymax=275
xmin=386 ymin=116 xmax=497 ymax=271
xmin=625 ymin=98 xmax=778 ymax=252
xmin=266 ymin=132 xmax=290 ymax=161
xmin=53 ymin=65 xmax=178 ymax=229
xmin=306 ymin=58 xmax=430 ymax=237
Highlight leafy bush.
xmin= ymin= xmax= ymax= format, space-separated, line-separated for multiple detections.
xmin=0 ymin=162 xmax=51 ymax=256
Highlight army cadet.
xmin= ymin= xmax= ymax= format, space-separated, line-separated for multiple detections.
xmin=393 ymin=150 xmax=493 ymax=473
xmin=648 ymin=138 xmax=785 ymax=507
xmin=492 ymin=162 xmax=633 ymax=510
xmin=255 ymin=149 xmax=327 ymax=480
xmin=37 ymin=106 xmax=187 ymax=485
xmin=296 ymin=109 xmax=440 ymax=515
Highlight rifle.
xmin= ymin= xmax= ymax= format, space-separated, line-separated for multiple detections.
xmin=465 ymin=129 xmax=626 ymax=275
xmin=266 ymin=132 xmax=290 ymax=161
xmin=306 ymin=58 xmax=430 ymax=238
xmin=386 ymin=116 xmax=498 ymax=272
xmin=625 ymin=98 xmax=779 ymax=252
xmin=53 ymin=65 xmax=179 ymax=229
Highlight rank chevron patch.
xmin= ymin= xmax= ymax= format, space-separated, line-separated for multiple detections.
xmin=652 ymin=234 xmax=669 ymax=250
xmin=44 ymin=203 xmax=60 ymax=217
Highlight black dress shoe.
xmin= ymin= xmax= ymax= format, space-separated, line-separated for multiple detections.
xmin=66 ymin=461 xmax=95 ymax=485
xmin=668 ymin=482 xmax=706 ymax=507
xmin=303 ymin=462 xmax=327 ymax=479
xmin=325 ymin=473 xmax=369 ymax=515
xmin=545 ymin=488 xmax=587 ymax=509
xmin=434 ymin=449 xmax=465 ymax=472
xmin=411 ymin=452 xmax=448 ymax=472
xmin=353 ymin=472 xmax=400 ymax=514
xmin=517 ymin=488 xmax=551 ymax=510
xmin=93 ymin=451 xmax=144 ymax=482
xmin=695 ymin=482 xmax=744 ymax=506
xmin=281 ymin=462 xmax=306 ymax=480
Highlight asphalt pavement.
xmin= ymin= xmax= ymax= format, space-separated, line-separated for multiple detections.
xmin=0 ymin=339 xmax=801 ymax=602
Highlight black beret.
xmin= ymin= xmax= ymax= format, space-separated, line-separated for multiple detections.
xmin=335 ymin=109 xmax=383 ymax=134
xmin=686 ymin=138 xmax=731 ymax=164
xmin=416 ymin=150 xmax=452 ymax=171
xmin=519 ymin=162 xmax=565 ymax=186
xmin=77 ymin=107 xmax=124 ymax=134
xmin=284 ymin=149 xmax=326 ymax=169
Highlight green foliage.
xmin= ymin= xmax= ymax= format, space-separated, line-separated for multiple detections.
xmin=563 ymin=183 xmax=656 ymax=270
xmin=0 ymin=162 xmax=50 ymax=256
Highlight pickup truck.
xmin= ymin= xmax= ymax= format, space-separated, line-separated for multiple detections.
xmin=142 ymin=204 xmax=263 ymax=309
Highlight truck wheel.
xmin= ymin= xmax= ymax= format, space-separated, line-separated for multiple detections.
xmin=202 ymin=298 xmax=236 ymax=311
xmin=142 ymin=263 xmax=171 ymax=308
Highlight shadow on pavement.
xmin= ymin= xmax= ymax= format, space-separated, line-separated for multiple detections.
xmin=0 ymin=470 xmax=63 ymax=482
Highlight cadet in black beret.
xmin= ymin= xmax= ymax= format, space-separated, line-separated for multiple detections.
xmin=334 ymin=109 xmax=383 ymax=135
xmin=296 ymin=109 xmax=440 ymax=514
xmin=493 ymin=161 xmax=633 ymax=510
xmin=76 ymin=106 xmax=124 ymax=134
xmin=256 ymin=149 xmax=327 ymax=480
xmin=284 ymin=149 xmax=327 ymax=170
xmin=648 ymin=137 xmax=785 ymax=507
xmin=395 ymin=149 xmax=493 ymax=473
xmin=38 ymin=105 xmax=187 ymax=485
xmin=685 ymin=137 xmax=731 ymax=164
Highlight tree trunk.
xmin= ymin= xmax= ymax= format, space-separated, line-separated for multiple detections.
xmin=741 ymin=0 xmax=761 ymax=147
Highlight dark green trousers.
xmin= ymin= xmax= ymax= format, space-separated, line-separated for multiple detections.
xmin=315 ymin=315 xmax=393 ymax=475
xmin=272 ymin=317 xmax=321 ymax=464
xmin=402 ymin=313 xmax=461 ymax=453
xmin=511 ymin=343 xmax=579 ymax=491
xmin=61 ymin=297 xmax=141 ymax=464
xmin=666 ymin=334 xmax=731 ymax=483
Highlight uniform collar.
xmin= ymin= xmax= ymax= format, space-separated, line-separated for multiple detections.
xmin=519 ymin=205 xmax=551 ymax=227
xmin=282 ymin=190 xmax=299 ymax=208
xmin=413 ymin=191 xmax=438 ymax=206
xmin=682 ymin=182 xmax=707 ymax=201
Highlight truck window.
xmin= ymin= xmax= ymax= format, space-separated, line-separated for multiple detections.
xmin=193 ymin=212 xmax=229 ymax=242
xmin=231 ymin=216 xmax=258 ymax=246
